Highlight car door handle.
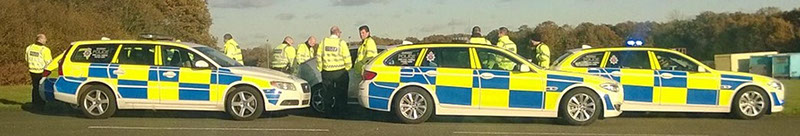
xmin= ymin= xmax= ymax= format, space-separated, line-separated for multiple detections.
xmin=480 ymin=72 xmax=495 ymax=80
xmin=660 ymin=73 xmax=674 ymax=79
xmin=425 ymin=70 xmax=438 ymax=77
xmin=163 ymin=71 xmax=177 ymax=78
xmin=610 ymin=71 xmax=622 ymax=77
xmin=113 ymin=70 xmax=125 ymax=75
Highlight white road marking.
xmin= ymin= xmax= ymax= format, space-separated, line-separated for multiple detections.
xmin=453 ymin=131 xmax=707 ymax=136
xmin=88 ymin=126 xmax=329 ymax=132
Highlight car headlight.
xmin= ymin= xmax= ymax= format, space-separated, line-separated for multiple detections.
xmin=271 ymin=81 xmax=296 ymax=91
xmin=769 ymin=80 xmax=783 ymax=91
xmin=600 ymin=82 xmax=620 ymax=92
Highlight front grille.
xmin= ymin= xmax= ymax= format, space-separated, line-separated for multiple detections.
xmin=281 ymin=100 xmax=299 ymax=106
xmin=301 ymin=83 xmax=310 ymax=93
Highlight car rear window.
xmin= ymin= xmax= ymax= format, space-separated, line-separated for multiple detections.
xmin=384 ymin=49 xmax=421 ymax=66
xmin=70 ymin=44 xmax=118 ymax=63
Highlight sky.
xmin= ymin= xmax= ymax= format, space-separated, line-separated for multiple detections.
xmin=207 ymin=0 xmax=800 ymax=48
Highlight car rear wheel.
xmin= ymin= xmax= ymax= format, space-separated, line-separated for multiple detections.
xmin=392 ymin=87 xmax=433 ymax=124
xmin=78 ymin=85 xmax=116 ymax=119
xmin=558 ymin=88 xmax=600 ymax=125
xmin=731 ymin=87 xmax=768 ymax=120
xmin=225 ymin=86 xmax=264 ymax=121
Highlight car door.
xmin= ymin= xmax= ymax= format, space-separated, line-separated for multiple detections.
xmin=418 ymin=47 xmax=477 ymax=108
xmin=604 ymin=51 xmax=658 ymax=105
xmin=158 ymin=45 xmax=214 ymax=105
xmin=474 ymin=48 xmax=547 ymax=110
xmin=113 ymin=44 xmax=159 ymax=104
xmin=653 ymin=51 xmax=722 ymax=106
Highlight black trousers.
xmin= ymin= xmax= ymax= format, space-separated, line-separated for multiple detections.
xmin=30 ymin=72 xmax=44 ymax=106
xmin=321 ymin=69 xmax=348 ymax=112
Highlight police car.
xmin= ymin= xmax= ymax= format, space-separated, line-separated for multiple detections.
xmin=552 ymin=46 xmax=785 ymax=119
xmin=357 ymin=43 xmax=624 ymax=125
xmin=50 ymin=37 xmax=310 ymax=120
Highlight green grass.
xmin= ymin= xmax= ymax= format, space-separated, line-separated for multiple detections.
xmin=0 ymin=85 xmax=32 ymax=111
xmin=777 ymin=80 xmax=799 ymax=116
xmin=0 ymin=80 xmax=798 ymax=115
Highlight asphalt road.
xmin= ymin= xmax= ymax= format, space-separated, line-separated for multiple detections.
xmin=1 ymin=104 xmax=797 ymax=136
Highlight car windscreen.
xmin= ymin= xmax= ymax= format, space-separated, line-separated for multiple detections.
xmin=193 ymin=46 xmax=243 ymax=67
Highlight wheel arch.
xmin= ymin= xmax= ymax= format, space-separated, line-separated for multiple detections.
xmin=731 ymin=84 xmax=773 ymax=114
xmin=387 ymin=83 xmax=437 ymax=112
xmin=554 ymin=84 xmax=606 ymax=118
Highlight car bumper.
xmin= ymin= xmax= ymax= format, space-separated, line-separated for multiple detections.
xmin=262 ymin=88 xmax=311 ymax=111
xmin=602 ymin=91 xmax=624 ymax=118
xmin=357 ymin=80 xmax=391 ymax=112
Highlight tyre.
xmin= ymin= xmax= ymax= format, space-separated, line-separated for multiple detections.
xmin=310 ymin=83 xmax=333 ymax=114
xmin=225 ymin=86 xmax=265 ymax=121
xmin=78 ymin=85 xmax=117 ymax=119
xmin=558 ymin=88 xmax=601 ymax=125
xmin=731 ymin=87 xmax=769 ymax=120
xmin=392 ymin=87 xmax=434 ymax=124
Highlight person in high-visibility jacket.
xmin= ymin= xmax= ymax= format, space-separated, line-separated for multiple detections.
xmin=295 ymin=36 xmax=317 ymax=65
xmin=530 ymin=34 xmax=551 ymax=68
xmin=354 ymin=25 xmax=377 ymax=74
xmin=222 ymin=33 xmax=244 ymax=64
xmin=468 ymin=26 xmax=491 ymax=45
xmin=272 ymin=36 xmax=296 ymax=73
xmin=316 ymin=26 xmax=352 ymax=113
xmin=493 ymin=27 xmax=517 ymax=70
xmin=26 ymin=34 xmax=52 ymax=108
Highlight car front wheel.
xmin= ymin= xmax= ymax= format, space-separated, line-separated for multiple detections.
xmin=225 ymin=86 xmax=264 ymax=121
xmin=731 ymin=87 xmax=768 ymax=120
xmin=558 ymin=88 xmax=601 ymax=125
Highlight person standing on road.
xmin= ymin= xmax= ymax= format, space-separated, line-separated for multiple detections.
xmin=530 ymin=34 xmax=551 ymax=68
xmin=26 ymin=34 xmax=52 ymax=109
xmin=296 ymin=36 xmax=317 ymax=65
xmin=354 ymin=25 xmax=377 ymax=75
xmin=223 ymin=33 xmax=244 ymax=64
xmin=316 ymin=26 xmax=352 ymax=114
xmin=468 ymin=26 xmax=491 ymax=45
xmin=272 ymin=36 xmax=296 ymax=73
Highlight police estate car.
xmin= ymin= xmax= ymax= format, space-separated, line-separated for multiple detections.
xmin=50 ymin=38 xmax=310 ymax=120
xmin=552 ymin=47 xmax=784 ymax=119
xmin=357 ymin=43 xmax=624 ymax=125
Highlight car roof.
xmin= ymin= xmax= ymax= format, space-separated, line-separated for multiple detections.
xmin=390 ymin=43 xmax=498 ymax=50
xmin=575 ymin=47 xmax=683 ymax=53
xmin=72 ymin=40 xmax=208 ymax=48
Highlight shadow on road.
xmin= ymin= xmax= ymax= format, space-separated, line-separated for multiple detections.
xmin=619 ymin=111 xmax=732 ymax=119
xmin=285 ymin=104 xmax=561 ymax=125
xmin=0 ymin=99 xmax=25 ymax=105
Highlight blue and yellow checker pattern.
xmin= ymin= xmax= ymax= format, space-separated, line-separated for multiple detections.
xmin=555 ymin=47 xmax=785 ymax=112
xmin=54 ymin=40 xmax=305 ymax=111
xmin=359 ymin=44 xmax=624 ymax=116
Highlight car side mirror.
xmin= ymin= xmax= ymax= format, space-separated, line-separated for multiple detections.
xmin=698 ymin=66 xmax=707 ymax=73
xmin=520 ymin=65 xmax=531 ymax=72
xmin=195 ymin=60 xmax=210 ymax=69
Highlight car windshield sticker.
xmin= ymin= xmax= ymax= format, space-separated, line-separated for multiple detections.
xmin=398 ymin=51 xmax=416 ymax=65
xmin=82 ymin=48 xmax=92 ymax=58
xmin=92 ymin=48 xmax=109 ymax=59
xmin=609 ymin=55 xmax=619 ymax=65
xmin=426 ymin=51 xmax=436 ymax=62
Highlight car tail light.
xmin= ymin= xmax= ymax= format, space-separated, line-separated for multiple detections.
xmin=363 ymin=71 xmax=377 ymax=80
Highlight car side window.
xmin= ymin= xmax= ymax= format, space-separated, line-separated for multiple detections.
xmin=421 ymin=48 xmax=471 ymax=68
xmin=605 ymin=51 xmax=651 ymax=69
xmin=384 ymin=49 xmax=421 ymax=66
xmin=70 ymin=44 xmax=118 ymax=63
xmin=161 ymin=46 xmax=204 ymax=68
xmin=117 ymin=44 xmax=155 ymax=65
xmin=476 ymin=48 xmax=521 ymax=71
xmin=654 ymin=51 xmax=699 ymax=71
xmin=572 ymin=52 xmax=604 ymax=67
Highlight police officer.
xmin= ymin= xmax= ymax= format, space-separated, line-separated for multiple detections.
xmin=26 ymin=34 xmax=52 ymax=109
xmin=496 ymin=27 xmax=517 ymax=53
xmin=316 ymin=26 xmax=352 ymax=113
xmin=272 ymin=36 xmax=297 ymax=73
xmin=354 ymin=25 xmax=377 ymax=74
xmin=468 ymin=26 xmax=491 ymax=45
xmin=530 ymin=34 xmax=551 ymax=68
xmin=223 ymin=33 xmax=244 ymax=64
xmin=296 ymin=36 xmax=317 ymax=65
